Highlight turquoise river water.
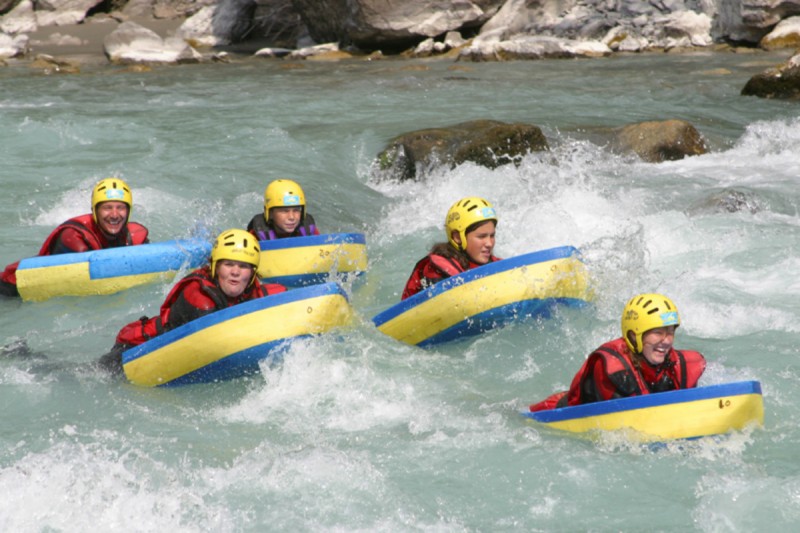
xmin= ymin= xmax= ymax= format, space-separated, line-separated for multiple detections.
xmin=1 ymin=51 xmax=799 ymax=531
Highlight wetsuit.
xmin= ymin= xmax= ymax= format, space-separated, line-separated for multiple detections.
xmin=401 ymin=250 xmax=501 ymax=300
xmin=0 ymin=214 xmax=149 ymax=297
xmin=529 ymin=337 xmax=706 ymax=411
xmin=246 ymin=213 xmax=319 ymax=240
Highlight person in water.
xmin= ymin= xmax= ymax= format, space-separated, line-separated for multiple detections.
xmin=246 ymin=179 xmax=320 ymax=240
xmin=529 ymin=293 xmax=706 ymax=412
xmin=0 ymin=177 xmax=149 ymax=298
xmin=98 ymin=228 xmax=287 ymax=373
xmin=401 ymin=196 xmax=501 ymax=300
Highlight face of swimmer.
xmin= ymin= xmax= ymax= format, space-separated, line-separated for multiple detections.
xmin=95 ymin=201 xmax=129 ymax=236
xmin=270 ymin=206 xmax=303 ymax=236
xmin=638 ymin=325 xmax=676 ymax=366
xmin=453 ymin=220 xmax=496 ymax=265
xmin=215 ymin=260 xmax=255 ymax=298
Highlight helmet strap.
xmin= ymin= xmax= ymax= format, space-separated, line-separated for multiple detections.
xmin=451 ymin=230 xmax=464 ymax=251
xmin=626 ymin=331 xmax=639 ymax=354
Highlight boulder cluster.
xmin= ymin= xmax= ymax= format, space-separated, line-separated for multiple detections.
xmin=0 ymin=1 xmax=796 ymax=187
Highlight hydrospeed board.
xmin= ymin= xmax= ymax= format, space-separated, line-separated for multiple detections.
xmin=522 ymin=381 xmax=764 ymax=441
xmin=258 ymin=232 xmax=367 ymax=287
xmin=372 ymin=246 xmax=593 ymax=347
xmin=15 ymin=238 xmax=211 ymax=302
xmin=122 ymin=281 xmax=353 ymax=387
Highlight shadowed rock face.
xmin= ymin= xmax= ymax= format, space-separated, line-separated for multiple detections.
xmin=291 ymin=0 xmax=503 ymax=52
xmin=0 ymin=0 xmax=18 ymax=16
xmin=612 ymin=120 xmax=708 ymax=162
xmin=375 ymin=119 xmax=549 ymax=182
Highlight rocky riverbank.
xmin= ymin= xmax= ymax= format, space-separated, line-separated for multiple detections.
xmin=2 ymin=0 xmax=798 ymax=98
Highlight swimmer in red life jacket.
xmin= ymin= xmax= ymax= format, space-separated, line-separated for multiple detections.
xmin=98 ymin=228 xmax=287 ymax=373
xmin=402 ymin=196 xmax=501 ymax=300
xmin=0 ymin=177 xmax=149 ymax=297
xmin=530 ymin=293 xmax=707 ymax=411
xmin=246 ymin=179 xmax=320 ymax=241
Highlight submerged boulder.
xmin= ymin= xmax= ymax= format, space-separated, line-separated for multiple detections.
xmin=612 ymin=119 xmax=708 ymax=162
xmin=687 ymin=188 xmax=763 ymax=215
xmin=375 ymin=119 xmax=549 ymax=181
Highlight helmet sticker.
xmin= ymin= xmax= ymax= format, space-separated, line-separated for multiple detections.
xmin=282 ymin=193 xmax=301 ymax=206
xmin=105 ymin=189 xmax=125 ymax=200
xmin=480 ymin=207 xmax=496 ymax=219
xmin=660 ymin=311 xmax=679 ymax=325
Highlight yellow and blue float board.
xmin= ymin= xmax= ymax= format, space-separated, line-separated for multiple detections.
xmin=122 ymin=281 xmax=353 ymax=387
xmin=372 ymin=246 xmax=593 ymax=347
xmin=15 ymin=239 xmax=211 ymax=302
xmin=258 ymin=232 xmax=367 ymax=287
xmin=523 ymin=381 xmax=764 ymax=442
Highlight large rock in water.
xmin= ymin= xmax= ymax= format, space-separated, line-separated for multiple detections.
xmin=612 ymin=120 xmax=708 ymax=162
xmin=291 ymin=0 xmax=503 ymax=52
xmin=741 ymin=50 xmax=800 ymax=99
xmin=375 ymin=119 xmax=549 ymax=181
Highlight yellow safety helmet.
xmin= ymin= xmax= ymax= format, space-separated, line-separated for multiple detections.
xmin=91 ymin=178 xmax=133 ymax=224
xmin=210 ymin=228 xmax=261 ymax=285
xmin=621 ymin=293 xmax=680 ymax=354
xmin=264 ymin=179 xmax=306 ymax=220
xmin=445 ymin=197 xmax=497 ymax=251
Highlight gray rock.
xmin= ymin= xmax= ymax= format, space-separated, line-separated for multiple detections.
xmin=34 ymin=0 xmax=104 ymax=27
xmin=459 ymin=34 xmax=611 ymax=61
xmin=0 ymin=0 xmax=37 ymax=34
xmin=104 ymin=20 xmax=199 ymax=64
xmin=0 ymin=29 xmax=27 ymax=57
xmin=291 ymin=0 xmax=503 ymax=51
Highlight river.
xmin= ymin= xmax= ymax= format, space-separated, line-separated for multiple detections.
xmin=1 ymin=51 xmax=799 ymax=531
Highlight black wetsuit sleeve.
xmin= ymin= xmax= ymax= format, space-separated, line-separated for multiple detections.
xmin=165 ymin=290 xmax=217 ymax=331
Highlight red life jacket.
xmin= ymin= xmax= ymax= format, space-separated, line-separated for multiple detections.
xmin=401 ymin=252 xmax=501 ymax=300
xmin=1 ymin=214 xmax=149 ymax=287
xmin=566 ymin=337 xmax=706 ymax=405
xmin=115 ymin=266 xmax=286 ymax=346
xmin=530 ymin=338 xmax=706 ymax=412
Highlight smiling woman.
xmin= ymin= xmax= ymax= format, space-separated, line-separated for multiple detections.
xmin=530 ymin=293 xmax=707 ymax=411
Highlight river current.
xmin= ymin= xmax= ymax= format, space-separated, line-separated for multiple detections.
xmin=1 ymin=51 xmax=799 ymax=531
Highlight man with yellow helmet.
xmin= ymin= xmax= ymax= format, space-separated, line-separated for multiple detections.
xmin=246 ymin=179 xmax=320 ymax=240
xmin=98 ymin=229 xmax=287 ymax=373
xmin=529 ymin=293 xmax=706 ymax=411
xmin=401 ymin=196 xmax=501 ymax=300
xmin=1 ymin=178 xmax=149 ymax=297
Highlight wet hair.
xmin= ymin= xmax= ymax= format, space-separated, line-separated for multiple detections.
xmin=429 ymin=242 xmax=471 ymax=270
